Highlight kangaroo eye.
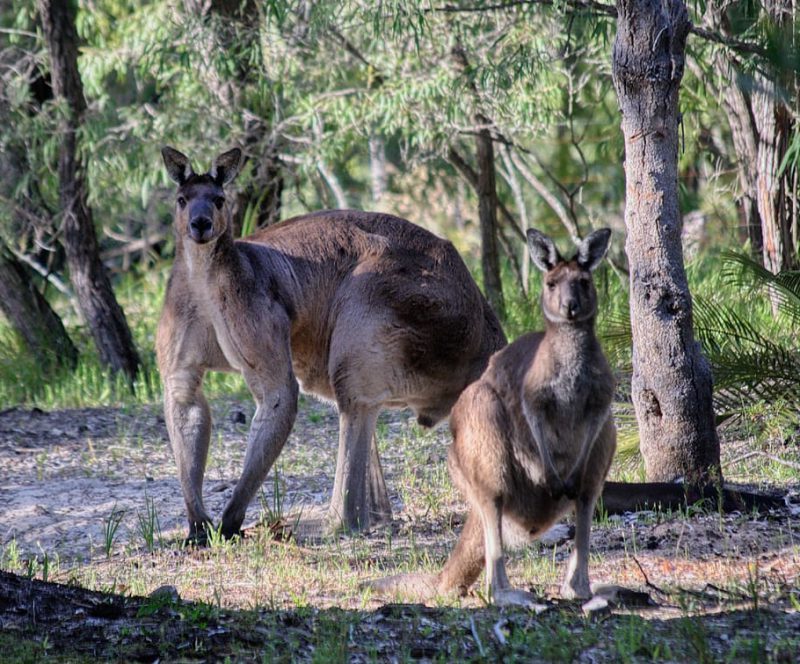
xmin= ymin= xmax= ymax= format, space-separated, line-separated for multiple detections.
xmin=214 ymin=196 xmax=225 ymax=210
xmin=546 ymin=281 xmax=556 ymax=290
xmin=177 ymin=196 xmax=187 ymax=209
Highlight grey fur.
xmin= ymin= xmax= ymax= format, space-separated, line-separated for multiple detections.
xmin=157 ymin=148 xmax=506 ymax=541
xmin=366 ymin=228 xmax=616 ymax=606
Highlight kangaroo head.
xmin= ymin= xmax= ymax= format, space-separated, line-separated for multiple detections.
xmin=526 ymin=228 xmax=611 ymax=324
xmin=161 ymin=146 xmax=242 ymax=245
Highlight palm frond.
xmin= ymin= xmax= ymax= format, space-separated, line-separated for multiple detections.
xmin=694 ymin=293 xmax=800 ymax=422
xmin=720 ymin=251 xmax=800 ymax=324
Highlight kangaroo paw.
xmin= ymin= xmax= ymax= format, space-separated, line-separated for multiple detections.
xmin=493 ymin=588 xmax=550 ymax=612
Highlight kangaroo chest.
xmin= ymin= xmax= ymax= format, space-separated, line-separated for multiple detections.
xmin=525 ymin=350 xmax=610 ymax=455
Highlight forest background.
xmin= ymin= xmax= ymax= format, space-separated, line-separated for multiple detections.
xmin=0 ymin=1 xmax=799 ymax=659
xmin=2 ymin=0 xmax=798 ymax=472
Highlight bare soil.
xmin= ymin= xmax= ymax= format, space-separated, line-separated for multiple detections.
xmin=0 ymin=400 xmax=798 ymax=662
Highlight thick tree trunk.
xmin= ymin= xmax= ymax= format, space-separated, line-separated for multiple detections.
xmin=0 ymin=244 xmax=77 ymax=371
xmin=38 ymin=0 xmax=140 ymax=380
xmin=612 ymin=0 xmax=720 ymax=482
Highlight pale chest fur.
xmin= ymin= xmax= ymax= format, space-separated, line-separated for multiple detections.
xmin=522 ymin=335 xmax=612 ymax=464
xmin=183 ymin=249 xmax=254 ymax=373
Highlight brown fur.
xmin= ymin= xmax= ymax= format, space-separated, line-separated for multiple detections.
xmin=157 ymin=147 xmax=505 ymax=540
xmin=367 ymin=228 xmax=616 ymax=606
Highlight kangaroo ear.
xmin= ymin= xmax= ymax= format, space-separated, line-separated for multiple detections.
xmin=162 ymin=146 xmax=194 ymax=186
xmin=576 ymin=228 xmax=612 ymax=271
xmin=527 ymin=228 xmax=561 ymax=272
xmin=209 ymin=147 xmax=243 ymax=187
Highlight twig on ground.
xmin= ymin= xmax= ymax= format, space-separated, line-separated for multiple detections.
xmin=762 ymin=454 xmax=800 ymax=472
xmin=492 ymin=619 xmax=508 ymax=646
xmin=631 ymin=556 xmax=669 ymax=597
xmin=723 ymin=450 xmax=760 ymax=468
xmin=469 ymin=616 xmax=486 ymax=657
xmin=703 ymin=583 xmax=748 ymax=601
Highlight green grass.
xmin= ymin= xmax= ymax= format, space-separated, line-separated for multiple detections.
xmin=0 ymin=265 xmax=248 ymax=409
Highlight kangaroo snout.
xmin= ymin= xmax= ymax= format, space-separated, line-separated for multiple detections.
xmin=189 ymin=215 xmax=213 ymax=243
xmin=565 ymin=298 xmax=581 ymax=319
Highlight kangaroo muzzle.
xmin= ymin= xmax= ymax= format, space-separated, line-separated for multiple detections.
xmin=189 ymin=215 xmax=213 ymax=243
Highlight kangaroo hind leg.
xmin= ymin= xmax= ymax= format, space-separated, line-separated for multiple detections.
xmin=329 ymin=405 xmax=390 ymax=532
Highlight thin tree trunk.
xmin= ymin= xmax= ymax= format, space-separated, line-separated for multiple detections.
xmin=499 ymin=146 xmax=531 ymax=293
xmin=449 ymin=45 xmax=505 ymax=319
xmin=447 ymin=144 xmax=507 ymax=319
xmin=0 ymin=243 xmax=77 ymax=371
xmin=38 ymin=0 xmax=140 ymax=380
xmin=612 ymin=0 xmax=720 ymax=482
xmin=474 ymin=119 xmax=505 ymax=319
xmin=369 ymin=134 xmax=387 ymax=205
xmin=182 ymin=0 xmax=284 ymax=235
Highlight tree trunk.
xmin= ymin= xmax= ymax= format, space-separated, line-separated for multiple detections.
xmin=183 ymin=0 xmax=284 ymax=235
xmin=612 ymin=0 xmax=720 ymax=482
xmin=38 ymin=0 xmax=140 ymax=380
xmin=705 ymin=1 xmax=798 ymax=273
xmin=449 ymin=45 xmax=505 ymax=320
xmin=369 ymin=134 xmax=387 ymax=205
xmin=474 ymin=120 xmax=506 ymax=320
xmin=0 ymin=243 xmax=77 ymax=371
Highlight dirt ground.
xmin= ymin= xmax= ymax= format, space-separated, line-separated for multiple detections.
xmin=1 ymin=399 xmax=799 ymax=661
xmin=0 ymin=398 xmax=343 ymax=561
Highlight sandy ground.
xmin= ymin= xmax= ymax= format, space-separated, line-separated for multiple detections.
xmin=0 ymin=398 xmax=352 ymax=561
xmin=1 ymin=398 xmax=798 ymax=587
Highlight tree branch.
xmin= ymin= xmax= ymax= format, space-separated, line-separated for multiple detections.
xmin=431 ymin=1 xmax=769 ymax=59
xmin=447 ymin=146 xmax=525 ymax=241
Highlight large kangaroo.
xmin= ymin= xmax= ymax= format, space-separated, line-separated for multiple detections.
xmin=367 ymin=228 xmax=616 ymax=606
xmin=157 ymin=146 xmax=505 ymax=540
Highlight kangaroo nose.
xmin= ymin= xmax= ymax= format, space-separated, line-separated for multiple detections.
xmin=189 ymin=216 xmax=213 ymax=241
xmin=191 ymin=216 xmax=212 ymax=233
xmin=567 ymin=300 xmax=579 ymax=318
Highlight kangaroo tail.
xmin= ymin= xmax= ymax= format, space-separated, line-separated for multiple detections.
xmin=364 ymin=509 xmax=486 ymax=602
xmin=361 ymin=572 xmax=441 ymax=600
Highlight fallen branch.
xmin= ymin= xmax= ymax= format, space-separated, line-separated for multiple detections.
xmin=762 ymin=454 xmax=800 ymax=472
xmin=601 ymin=481 xmax=785 ymax=515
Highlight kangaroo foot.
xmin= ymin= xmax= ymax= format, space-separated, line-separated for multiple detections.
xmin=327 ymin=490 xmax=392 ymax=535
xmin=493 ymin=588 xmax=550 ymax=611
xmin=326 ymin=508 xmax=391 ymax=535
xmin=184 ymin=519 xmax=216 ymax=547
xmin=560 ymin=577 xmax=592 ymax=600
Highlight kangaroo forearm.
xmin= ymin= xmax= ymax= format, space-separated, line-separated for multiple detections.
xmin=568 ymin=411 xmax=608 ymax=482
xmin=522 ymin=400 xmax=561 ymax=484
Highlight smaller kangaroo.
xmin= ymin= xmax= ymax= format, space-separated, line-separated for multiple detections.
xmin=367 ymin=228 xmax=616 ymax=607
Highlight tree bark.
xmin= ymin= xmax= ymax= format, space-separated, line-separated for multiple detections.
xmin=449 ymin=45 xmax=505 ymax=320
xmin=38 ymin=0 xmax=140 ymax=380
xmin=369 ymin=134 xmax=387 ymax=205
xmin=704 ymin=2 xmax=798 ymax=273
xmin=474 ymin=119 xmax=506 ymax=320
xmin=600 ymin=481 xmax=784 ymax=515
xmin=0 ymin=243 xmax=77 ymax=371
xmin=612 ymin=0 xmax=720 ymax=482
